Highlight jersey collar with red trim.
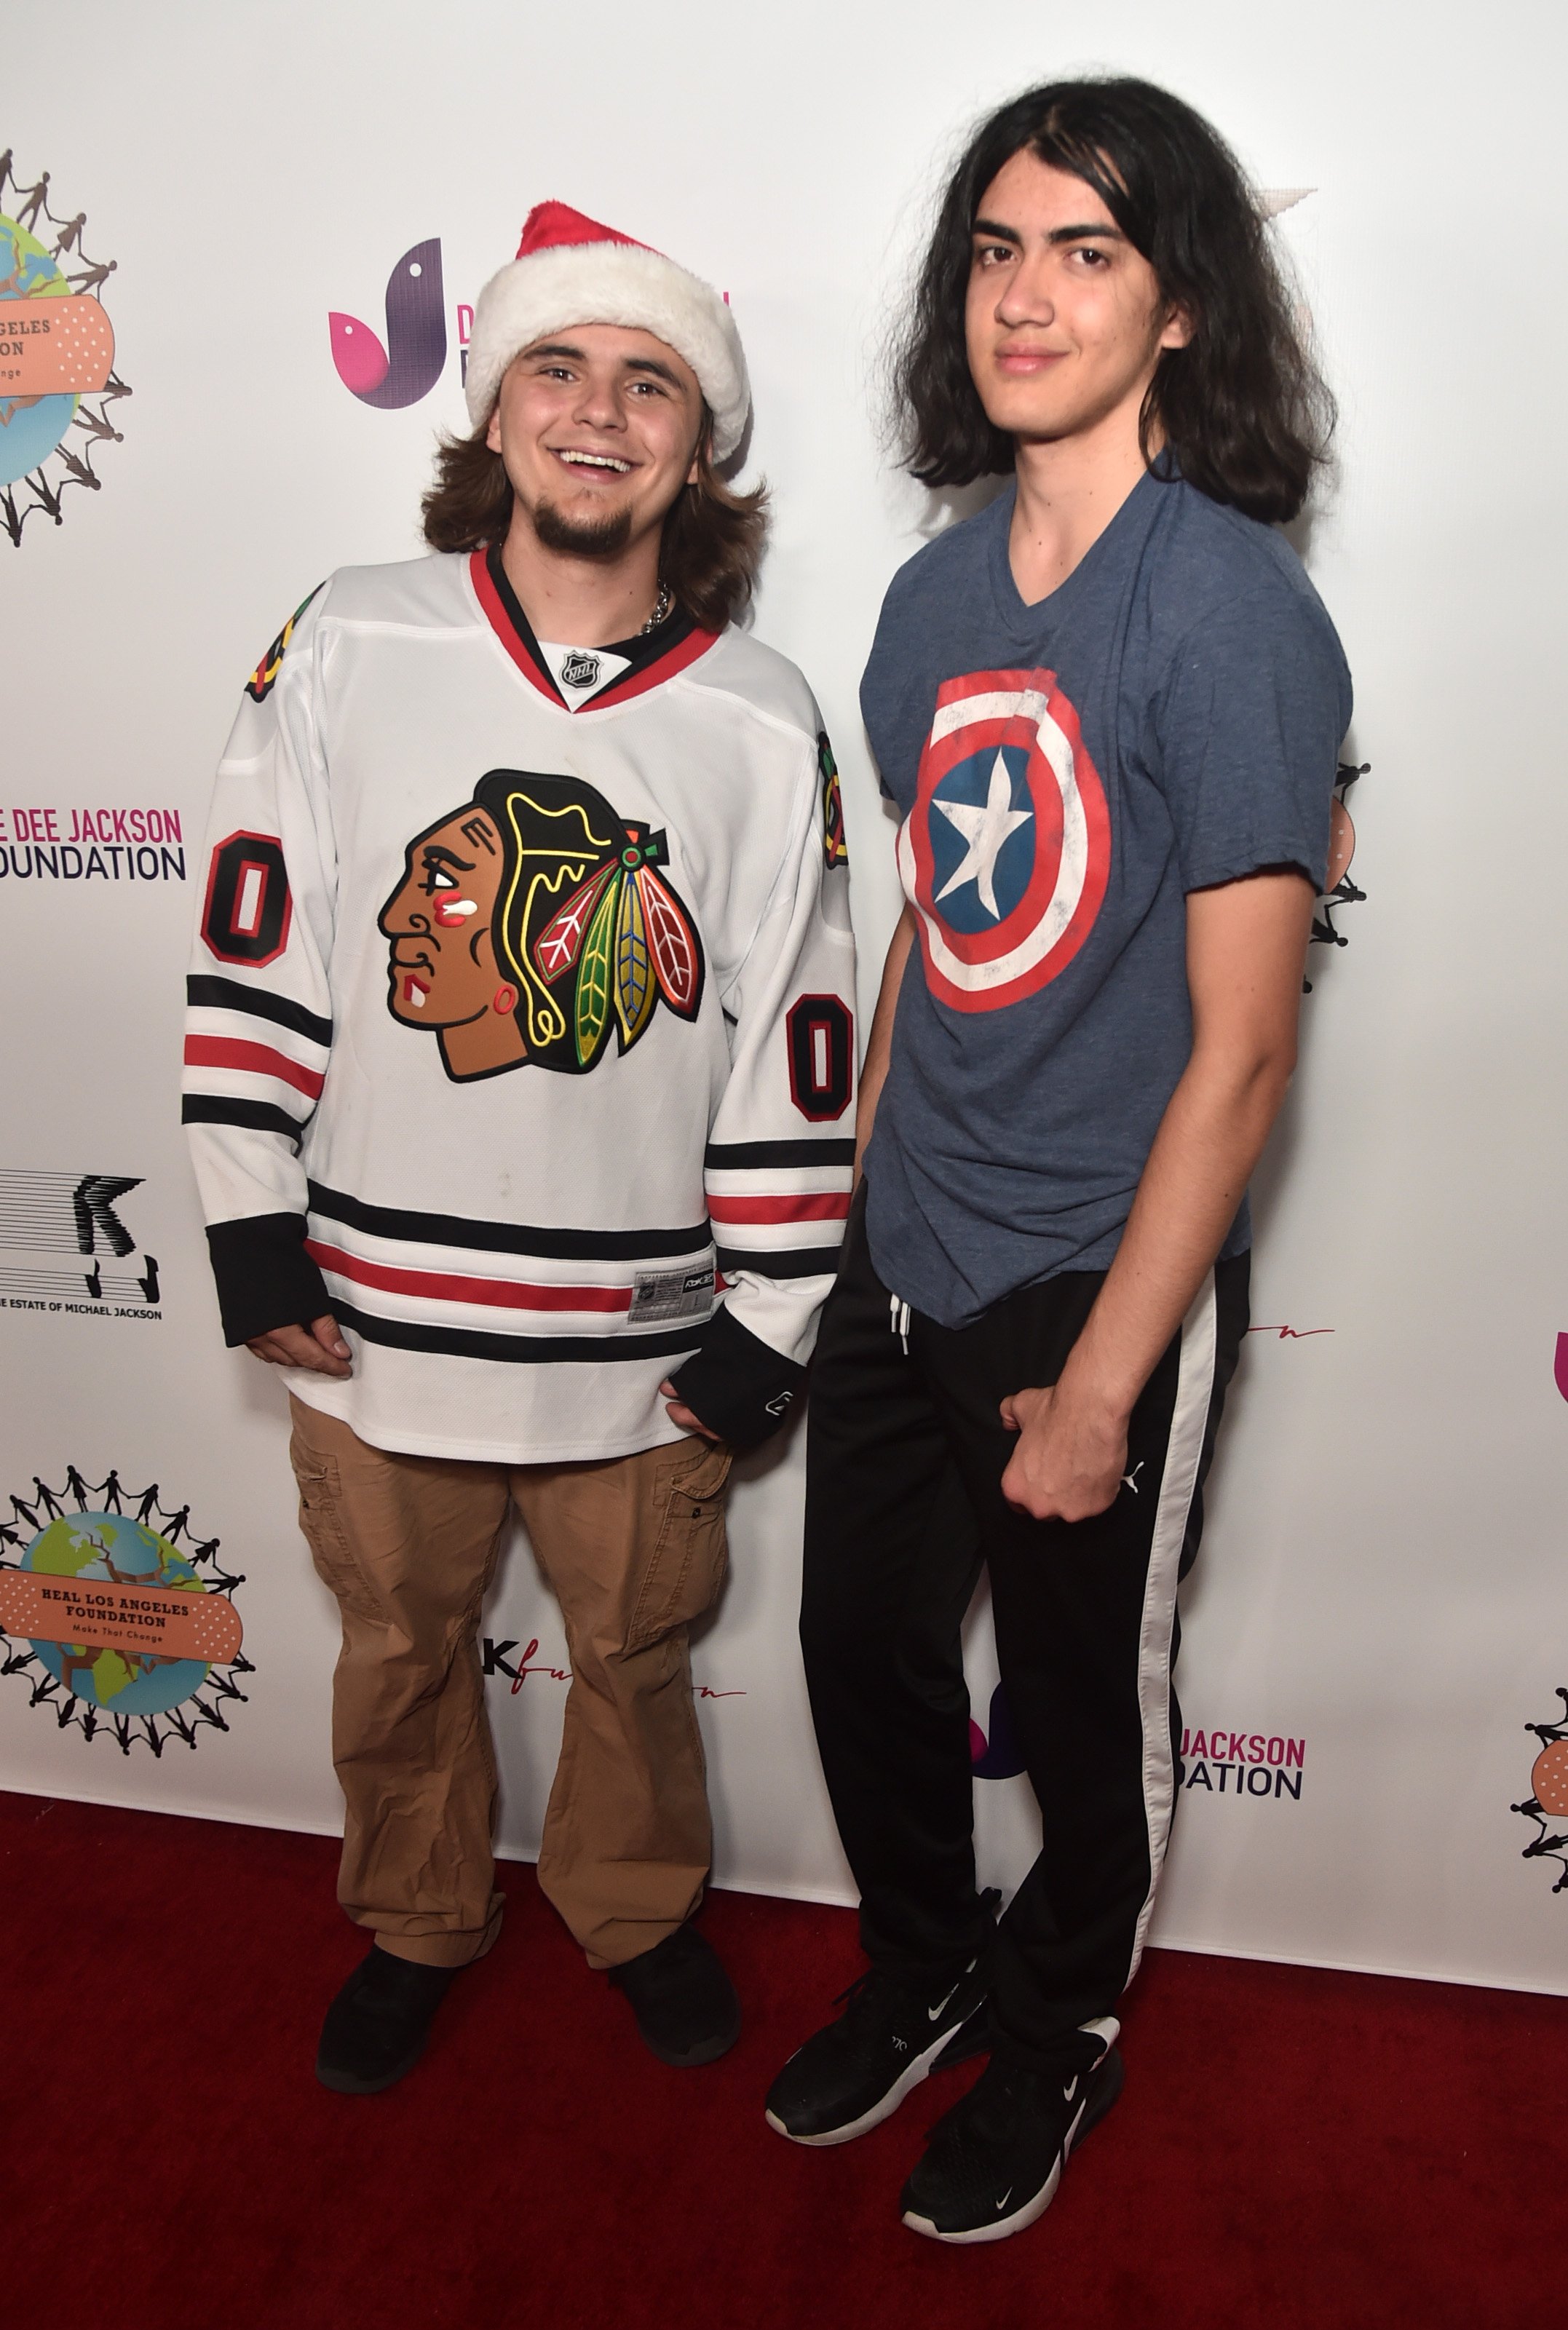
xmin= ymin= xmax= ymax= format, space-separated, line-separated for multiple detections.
xmin=471 ymin=545 xmax=720 ymax=710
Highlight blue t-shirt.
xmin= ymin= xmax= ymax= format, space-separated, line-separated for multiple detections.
xmin=861 ymin=470 xmax=1353 ymax=1329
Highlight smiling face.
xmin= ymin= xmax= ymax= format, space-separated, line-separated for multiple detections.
xmin=484 ymin=322 xmax=705 ymax=562
xmin=965 ymin=148 xmax=1189 ymax=454
xmin=376 ymin=804 xmax=526 ymax=1081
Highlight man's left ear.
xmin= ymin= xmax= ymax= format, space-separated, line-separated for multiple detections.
xmin=1160 ymin=304 xmax=1195 ymax=353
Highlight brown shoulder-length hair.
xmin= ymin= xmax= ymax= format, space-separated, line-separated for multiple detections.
xmin=420 ymin=416 xmax=767 ymax=633
xmin=894 ymin=76 xmax=1334 ymax=523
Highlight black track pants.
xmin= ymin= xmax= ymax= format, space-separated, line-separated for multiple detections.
xmin=801 ymin=1190 xmax=1248 ymax=2069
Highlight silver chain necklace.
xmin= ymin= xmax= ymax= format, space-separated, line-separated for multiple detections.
xmin=640 ymin=582 xmax=673 ymax=635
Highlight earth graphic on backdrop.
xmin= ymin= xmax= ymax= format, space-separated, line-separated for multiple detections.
xmin=20 ymin=1513 xmax=213 ymax=1715
xmin=0 ymin=213 xmax=77 ymax=487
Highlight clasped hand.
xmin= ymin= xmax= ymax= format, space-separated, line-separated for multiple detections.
xmin=247 ymin=1314 xmax=353 ymax=1378
xmin=999 ymin=1379 xmax=1128 ymax=1522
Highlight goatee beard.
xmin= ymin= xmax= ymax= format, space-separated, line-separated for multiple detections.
xmin=531 ymin=498 xmax=634 ymax=560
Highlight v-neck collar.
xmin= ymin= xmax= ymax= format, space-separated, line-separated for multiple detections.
xmin=986 ymin=467 xmax=1163 ymax=637
xmin=472 ymin=545 xmax=720 ymax=710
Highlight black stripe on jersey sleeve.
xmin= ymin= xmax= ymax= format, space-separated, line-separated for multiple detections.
xmin=206 ymin=1210 xmax=332 ymax=1346
xmin=186 ymin=975 xmax=334 ymax=1048
xmin=330 ymin=1302 xmax=705 ymax=1366
xmin=716 ymin=1244 xmax=844 ymax=1280
xmin=183 ymin=1094 xmax=307 ymax=1147
xmin=705 ymin=1138 xmax=856 ymax=1171
xmin=307 ymin=1181 xmax=712 ymax=1264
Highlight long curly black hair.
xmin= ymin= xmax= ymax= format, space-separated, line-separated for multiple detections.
xmin=894 ymin=76 xmax=1334 ymax=523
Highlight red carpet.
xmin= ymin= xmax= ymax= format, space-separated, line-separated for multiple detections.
xmin=6 ymin=1787 xmax=1561 ymax=2329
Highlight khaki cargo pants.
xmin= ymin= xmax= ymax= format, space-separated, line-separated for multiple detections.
xmin=288 ymin=1395 xmax=732 ymax=1971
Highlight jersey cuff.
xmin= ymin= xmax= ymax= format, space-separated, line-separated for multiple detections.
xmin=206 ymin=1212 xmax=333 ymax=1347
xmin=668 ymin=1305 xmax=804 ymax=1451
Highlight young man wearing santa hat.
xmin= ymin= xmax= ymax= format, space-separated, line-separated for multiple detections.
xmin=183 ymin=204 xmax=855 ymax=2091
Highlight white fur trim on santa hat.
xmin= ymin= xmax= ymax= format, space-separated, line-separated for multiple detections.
xmin=464 ymin=241 xmax=751 ymax=460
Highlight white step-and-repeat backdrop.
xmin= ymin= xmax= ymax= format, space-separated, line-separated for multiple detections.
xmin=5 ymin=0 xmax=1567 ymax=1995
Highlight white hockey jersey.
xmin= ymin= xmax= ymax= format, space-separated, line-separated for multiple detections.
xmin=182 ymin=550 xmax=857 ymax=1464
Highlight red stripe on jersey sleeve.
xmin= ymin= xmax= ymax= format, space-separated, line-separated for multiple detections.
xmin=184 ymin=1034 xmax=325 ymax=1100
xmin=705 ymin=1192 xmax=852 ymax=1226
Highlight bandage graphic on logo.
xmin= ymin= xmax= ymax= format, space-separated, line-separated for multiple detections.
xmin=898 ymin=668 xmax=1110 ymax=1013
xmin=0 ymin=293 xmax=114 ymax=397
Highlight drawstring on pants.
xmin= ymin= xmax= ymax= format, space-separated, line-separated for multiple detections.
xmin=887 ymin=1291 xmax=911 ymax=1355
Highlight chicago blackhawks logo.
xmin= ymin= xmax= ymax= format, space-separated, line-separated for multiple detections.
xmin=898 ymin=667 xmax=1110 ymax=1013
xmin=380 ymin=768 xmax=704 ymax=1084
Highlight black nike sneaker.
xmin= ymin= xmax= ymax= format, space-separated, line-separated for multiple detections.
xmin=900 ymin=2019 xmax=1124 ymax=2243
xmin=316 ymin=1945 xmax=461 ymax=2095
xmin=764 ymin=1953 xmax=991 ymax=2146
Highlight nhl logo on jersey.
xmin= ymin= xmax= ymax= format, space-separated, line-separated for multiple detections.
xmin=559 ymin=650 xmax=601 ymax=691
xmin=898 ymin=667 xmax=1110 ymax=1013
xmin=379 ymin=768 xmax=705 ymax=1083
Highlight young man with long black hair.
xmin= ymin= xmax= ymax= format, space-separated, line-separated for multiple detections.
xmin=765 ymin=79 xmax=1351 ymax=2241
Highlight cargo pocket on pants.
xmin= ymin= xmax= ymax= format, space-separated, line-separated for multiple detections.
xmin=290 ymin=1441 xmax=376 ymax=1620
xmin=626 ymin=1439 xmax=734 ymax=1652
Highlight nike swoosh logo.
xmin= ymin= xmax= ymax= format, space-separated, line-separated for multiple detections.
xmin=1064 ymin=2076 xmax=1078 ymax=2100
xmin=995 ymin=2189 xmax=1013 ymax=2213
xmin=927 ymin=1981 xmax=961 ymax=2023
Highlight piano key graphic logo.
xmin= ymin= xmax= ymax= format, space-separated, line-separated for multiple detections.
xmin=0 ymin=1169 xmax=161 ymax=1316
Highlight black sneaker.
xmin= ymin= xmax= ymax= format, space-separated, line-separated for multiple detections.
xmin=765 ymin=1954 xmax=991 ymax=2147
xmin=900 ymin=2018 xmax=1124 ymax=2243
xmin=608 ymin=1924 xmax=741 ymax=2067
xmin=316 ymin=1945 xmax=460 ymax=2096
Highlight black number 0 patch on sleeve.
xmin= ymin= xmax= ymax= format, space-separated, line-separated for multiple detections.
xmin=201 ymin=831 xmax=293 ymax=967
xmin=786 ymin=994 xmax=853 ymax=1122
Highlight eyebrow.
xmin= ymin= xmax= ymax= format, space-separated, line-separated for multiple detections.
xmin=972 ymin=215 xmax=1127 ymax=247
xmin=622 ymin=354 xmax=685 ymax=389
xmin=523 ymin=339 xmax=687 ymax=390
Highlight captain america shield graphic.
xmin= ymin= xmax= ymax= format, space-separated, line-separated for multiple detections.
xmin=898 ymin=667 xmax=1111 ymax=1012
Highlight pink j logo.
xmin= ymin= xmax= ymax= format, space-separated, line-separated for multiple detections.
xmin=328 ymin=239 xmax=446 ymax=409
xmin=970 ymin=1681 xmax=1026 ymax=1780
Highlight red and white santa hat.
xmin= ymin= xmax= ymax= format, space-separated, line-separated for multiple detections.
xmin=464 ymin=201 xmax=751 ymax=460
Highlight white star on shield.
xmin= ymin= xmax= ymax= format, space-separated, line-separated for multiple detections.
xmin=934 ymin=751 xmax=1034 ymax=920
